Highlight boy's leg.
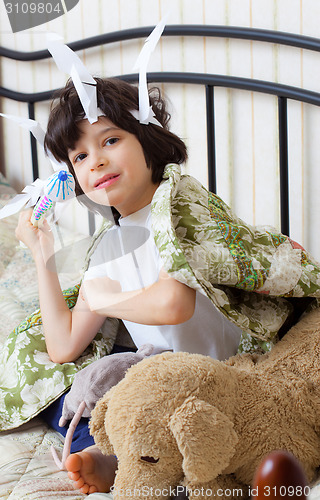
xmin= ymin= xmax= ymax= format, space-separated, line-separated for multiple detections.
xmin=40 ymin=391 xmax=95 ymax=452
xmin=41 ymin=394 xmax=117 ymax=493
xmin=41 ymin=345 xmax=137 ymax=492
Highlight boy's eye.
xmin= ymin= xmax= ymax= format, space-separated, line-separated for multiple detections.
xmin=105 ymin=137 xmax=119 ymax=146
xmin=74 ymin=153 xmax=87 ymax=164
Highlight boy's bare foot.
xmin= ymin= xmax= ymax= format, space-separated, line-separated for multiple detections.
xmin=65 ymin=445 xmax=117 ymax=495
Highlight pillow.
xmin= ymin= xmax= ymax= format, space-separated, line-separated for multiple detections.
xmin=0 ymin=190 xmax=20 ymax=278
xmin=0 ymin=172 xmax=16 ymax=195
xmin=0 ymin=283 xmax=119 ymax=431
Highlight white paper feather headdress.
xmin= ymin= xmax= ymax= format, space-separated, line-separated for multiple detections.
xmin=46 ymin=17 xmax=167 ymax=126
xmin=130 ymin=16 xmax=167 ymax=126
xmin=0 ymin=17 xmax=167 ymax=222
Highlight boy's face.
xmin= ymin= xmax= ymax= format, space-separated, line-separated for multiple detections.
xmin=68 ymin=117 xmax=159 ymax=217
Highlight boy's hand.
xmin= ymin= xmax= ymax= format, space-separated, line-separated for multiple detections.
xmin=15 ymin=208 xmax=54 ymax=262
xmin=82 ymin=269 xmax=196 ymax=325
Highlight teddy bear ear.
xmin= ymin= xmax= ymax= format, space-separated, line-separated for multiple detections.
xmin=89 ymin=390 xmax=115 ymax=456
xmin=169 ymin=396 xmax=238 ymax=483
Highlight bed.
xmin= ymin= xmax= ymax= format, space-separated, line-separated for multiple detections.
xmin=1 ymin=24 xmax=320 ymax=499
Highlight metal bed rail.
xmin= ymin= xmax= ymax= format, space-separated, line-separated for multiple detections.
xmin=1 ymin=25 xmax=320 ymax=235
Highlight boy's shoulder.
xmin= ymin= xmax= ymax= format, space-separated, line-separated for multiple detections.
xmin=160 ymin=163 xmax=233 ymax=216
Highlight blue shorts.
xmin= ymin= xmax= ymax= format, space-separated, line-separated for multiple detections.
xmin=40 ymin=344 xmax=136 ymax=452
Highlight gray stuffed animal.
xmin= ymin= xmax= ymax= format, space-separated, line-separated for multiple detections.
xmin=60 ymin=343 xmax=155 ymax=424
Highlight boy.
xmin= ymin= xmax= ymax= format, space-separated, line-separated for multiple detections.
xmin=16 ymin=77 xmax=242 ymax=493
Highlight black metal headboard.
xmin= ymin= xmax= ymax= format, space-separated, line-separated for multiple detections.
xmin=1 ymin=25 xmax=320 ymax=236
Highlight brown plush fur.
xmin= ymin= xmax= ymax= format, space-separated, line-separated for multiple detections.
xmin=89 ymin=308 xmax=320 ymax=500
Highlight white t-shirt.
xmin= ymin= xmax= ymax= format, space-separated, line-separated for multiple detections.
xmin=83 ymin=204 xmax=241 ymax=360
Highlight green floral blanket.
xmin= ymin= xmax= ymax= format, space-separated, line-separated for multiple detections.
xmin=0 ymin=284 xmax=118 ymax=431
xmin=150 ymin=164 xmax=320 ymax=352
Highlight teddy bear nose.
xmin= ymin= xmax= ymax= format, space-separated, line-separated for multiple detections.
xmin=140 ymin=456 xmax=159 ymax=463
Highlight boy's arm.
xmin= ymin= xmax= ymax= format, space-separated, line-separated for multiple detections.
xmin=16 ymin=210 xmax=106 ymax=364
xmin=83 ymin=269 xmax=196 ymax=325
xmin=35 ymin=260 xmax=106 ymax=363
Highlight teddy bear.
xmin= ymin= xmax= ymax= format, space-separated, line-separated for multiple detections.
xmin=89 ymin=307 xmax=320 ymax=500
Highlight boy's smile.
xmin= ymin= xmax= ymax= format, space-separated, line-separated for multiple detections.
xmin=68 ymin=117 xmax=159 ymax=217
xmin=94 ymin=173 xmax=120 ymax=190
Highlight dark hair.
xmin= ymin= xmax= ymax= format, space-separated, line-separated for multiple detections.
xmin=44 ymin=77 xmax=188 ymax=219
